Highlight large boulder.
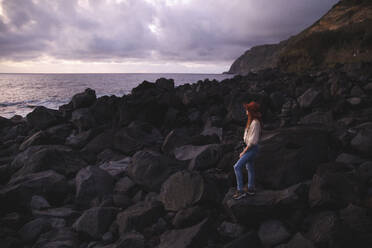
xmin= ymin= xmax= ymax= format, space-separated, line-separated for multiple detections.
xmin=71 ymin=108 xmax=96 ymax=133
xmin=173 ymin=144 xmax=223 ymax=171
xmin=172 ymin=206 xmax=206 ymax=229
xmin=82 ymin=129 xmax=115 ymax=154
xmin=113 ymin=121 xmax=164 ymax=154
xmin=159 ymin=170 xmax=212 ymax=211
xmin=116 ymin=199 xmax=164 ymax=234
xmin=304 ymin=211 xmax=351 ymax=248
xmin=255 ymin=125 xmax=330 ymax=189
xmin=155 ymin=78 xmax=175 ymax=91
xmin=31 ymin=207 xmax=80 ymax=224
xmin=158 ymin=218 xmax=210 ymax=248
xmin=75 ymin=166 xmax=114 ymax=208
xmin=71 ymin=88 xmax=96 ymax=109
xmin=18 ymin=130 xmax=57 ymax=151
xmin=277 ymin=233 xmax=315 ymax=248
xmin=223 ymin=182 xmax=309 ymax=226
xmin=308 ymin=162 xmax=359 ymax=209
xmin=350 ymin=122 xmax=372 ymax=157
xmin=258 ymin=219 xmax=291 ymax=247
xmin=298 ymin=111 xmax=333 ymax=126
xmin=26 ymin=106 xmax=64 ymax=130
xmin=217 ymin=221 xmax=246 ymax=239
xmin=339 ymin=204 xmax=372 ymax=247
xmin=127 ymin=149 xmax=181 ymax=192
xmin=18 ymin=218 xmax=51 ymax=244
xmin=33 ymin=227 xmax=79 ymax=248
xmin=161 ymin=128 xmax=193 ymax=155
xmin=90 ymin=95 xmax=117 ymax=125
xmin=223 ymin=231 xmax=261 ymax=248
xmin=65 ymin=128 xmax=100 ymax=149
xmin=30 ymin=195 xmax=51 ymax=210
xmin=72 ymin=207 xmax=118 ymax=240
xmin=0 ymin=170 xmax=68 ymax=210
xmin=0 ymin=116 xmax=12 ymax=129
xmin=10 ymin=145 xmax=87 ymax=178
xmin=99 ymin=157 xmax=131 ymax=178
xmin=115 ymin=232 xmax=145 ymax=248
xmin=297 ymin=88 xmax=323 ymax=109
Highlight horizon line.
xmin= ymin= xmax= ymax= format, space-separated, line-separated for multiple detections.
xmin=0 ymin=72 xmax=230 ymax=75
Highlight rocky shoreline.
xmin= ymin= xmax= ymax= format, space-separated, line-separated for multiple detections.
xmin=1 ymin=64 xmax=372 ymax=248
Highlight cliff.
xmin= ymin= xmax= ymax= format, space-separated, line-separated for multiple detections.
xmin=228 ymin=0 xmax=372 ymax=74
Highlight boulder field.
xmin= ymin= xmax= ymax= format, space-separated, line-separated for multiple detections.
xmin=1 ymin=66 xmax=372 ymax=248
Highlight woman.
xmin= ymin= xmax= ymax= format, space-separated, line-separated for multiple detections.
xmin=232 ymin=101 xmax=263 ymax=199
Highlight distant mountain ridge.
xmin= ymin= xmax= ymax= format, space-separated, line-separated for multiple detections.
xmin=227 ymin=0 xmax=372 ymax=74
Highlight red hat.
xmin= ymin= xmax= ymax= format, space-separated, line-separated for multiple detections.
xmin=243 ymin=101 xmax=260 ymax=112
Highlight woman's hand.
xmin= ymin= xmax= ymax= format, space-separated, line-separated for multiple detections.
xmin=239 ymin=146 xmax=250 ymax=158
xmin=239 ymin=151 xmax=245 ymax=158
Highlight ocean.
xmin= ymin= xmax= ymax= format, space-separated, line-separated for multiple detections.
xmin=0 ymin=73 xmax=233 ymax=119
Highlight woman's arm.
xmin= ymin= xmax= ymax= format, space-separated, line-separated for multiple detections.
xmin=240 ymin=121 xmax=260 ymax=157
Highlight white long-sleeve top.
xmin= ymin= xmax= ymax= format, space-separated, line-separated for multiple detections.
xmin=243 ymin=119 xmax=261 ymax=147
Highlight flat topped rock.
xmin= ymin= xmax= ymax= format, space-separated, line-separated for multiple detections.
xmin=32 ymin=207 xmax=80 ymax=219
xmin=223 ymin=182 xmax=310 ymax=226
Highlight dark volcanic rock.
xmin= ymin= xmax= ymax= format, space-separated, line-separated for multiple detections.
xmin=258 ymin=219 xmax=291 ymax=247
xmin=19 ymin=130 xmax=50 ymax=151
xmin=173 ymin=144 xmax=223 ymax=171
xmin=115 ymin=232 xmax=145 ymax=248
xmin=217 ymin=221 xmax=246 ymax=239
xmin=304 ymin=211 xmax=352 ymax=248
xmin=277 ymin=233 xmax=315 ymax=248
xmin=350 ymin=122 xmax=372 ymax=157
xmin=99 ymin=157 xmax=131 ymax=178
xmin=161 ymin=128 xmax=193 ymax=155
xmin=33 ymin=227 xmax=79 ymax=248
xmin=223 ymin=182 xmax=309 ymax=226
xmin=0 ymin=170 xmax=68 ymax=210
xmin=297 ymin=88 xmax=323 ymax=109
xmin=71 ymin=88 xmax=96 ymax=109
xmin=255 ymin=125 xmax=330 ymax=189
xmin=158 ymin=218 xmax=210 ymax=248
xmin=160 ymin=170 xmax=207 ymax=211
xmin=71 ymin=108 xmax=96 ymax=132
xmin=127 ymin=149 xmax=181 ymax=192
xmin=114 ymin=176 xmax=137 ymax=196
xmin=0 ymin=116 xmax=12 ymax=129
xmin=30 ymin=195 xmax=51 ymax=210
xmin=172 ymin=206 xmax=206 ymax=229
xmin=75 ymin=166 xmax=114 ymax=208
xmin=72 ymin=207 xmax=118 ymax=240
xmin=223 ymin=231 xmax=261 ymax=248
xmin=10 ymin=145 xmax=87 ymax=178
xmin=18 ymin=218 xmax=51 ymax=244
xmin=339 ymin=204 xmax=372 ymax=247
xmin=308 ymin=162 xmax=359 ymax=209
xmin=65 ymin=128 xmax=99 ymax=149
xmin=31 ymin=207 xmax=80 ymax=223
xmin=116 ymin=199 xmax=164 ymax=234
xmin=26 ymin=106 xmax=63 ymax=130
xmin=155 ymin=78 xmax=175 ymax=91
xmin=298 ymin=111 xmax=333 ymax=126
xmin=82 ymin=129 xmax=115 ymax=154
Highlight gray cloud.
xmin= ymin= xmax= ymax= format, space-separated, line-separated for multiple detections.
xmin=0 ymin=0 xmax=339 ymax=63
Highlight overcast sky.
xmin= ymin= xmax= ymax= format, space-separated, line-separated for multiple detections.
xmin=0 ymin=0 xmax=339 ymax=73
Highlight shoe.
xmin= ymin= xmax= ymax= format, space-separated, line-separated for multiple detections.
xmin=232 ymin=190 xmax=246 ymax=200
xmin=246 ymin=187 xmax=256 ymax=196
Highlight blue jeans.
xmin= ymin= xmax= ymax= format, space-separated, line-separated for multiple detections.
xmin=233 ymin=144 xmax=259 ymax=191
